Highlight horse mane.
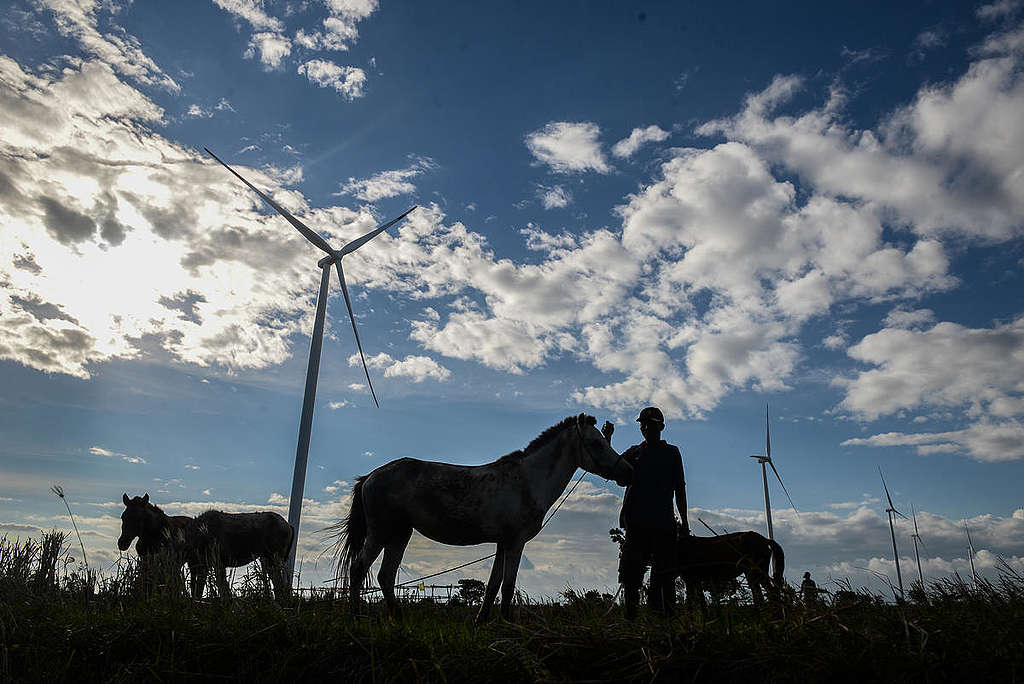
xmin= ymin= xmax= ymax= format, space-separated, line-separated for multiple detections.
xmin=495 ymin=415 xmax=596 ymax=465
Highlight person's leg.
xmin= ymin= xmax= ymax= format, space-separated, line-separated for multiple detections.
xmin=619 ymin=528 xmax=644 ymax=620
xmin=650 ymin=528 xmax=676 ymax=615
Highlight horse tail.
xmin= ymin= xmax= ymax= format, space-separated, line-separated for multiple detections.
xmin=768 ymin=538 xmax=785 ymax=587
xmin=329 ymin=476 xmax=368 ymax=583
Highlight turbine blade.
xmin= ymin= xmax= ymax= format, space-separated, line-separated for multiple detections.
xmin=205 ymin=147 xmax=335 ymax=256
xmin=339 ymin=206 xmax=418 ymax=256
xmin=965 ymin=522 xmax=976 ymax=553
xmin=879 ymin=468 xmax=896 ymax=511
xmin=913 ymin=505 xmax=921 ymax=536
xmin=765 ymin=404 xmax=771 ymax=460
xmin=335 ymin=261 xmax=380 ymax=409
xmin=767 ymin=459 xmax=799 ymax=514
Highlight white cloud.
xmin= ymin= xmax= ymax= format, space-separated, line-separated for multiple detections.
xmin=89 ymin=445 xmax=146 ymax=464
xmin=210 ymin=0 xmax=284 ymax=32
xmin=338 ymin=156 xmax=437 ymax=202
xmin=838 ymin=318 xmax=1024 ymax=421
xmin=297 ymin=59 xmax=366 ymax=99
xmin=245 ymin=31 xmax=292 ymax=69
xmin=34 ymin=0 xmax=180 ymax=91
xmin=611 ymin=125 xmax=671 ymax=158
xmin=537 ymin=184 xmax=572 ymax=209
xmin=698 ymin=31 xmax=1024 ymax=241
xmin=350 ymin=352 xmax=451 ymax=382
xmin=525 ymin=122 xmax=610 ymax=174
xmin=977 ymin=0 xmax=1023 ymax=22
xmin=328 ymin=400 xmax=350 ymax=409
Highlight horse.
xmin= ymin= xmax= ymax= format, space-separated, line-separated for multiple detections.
xmin=185 ymin=509 xmax=294 ymax=599
xmin=118 ymin=493 xmax=294 ymax=599
xmin=330 ymin=414 xmax=632 ymax=623
xmin=118 ymin=493 xmax=193 ymax=594
xmin=676 ymin=530 xmax=785 ymax=607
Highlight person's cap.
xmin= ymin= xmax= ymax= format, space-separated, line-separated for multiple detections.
xmin=803 ymin=572 xmax=811 ymax=578
xmin=636 ymin=406 xmax=665 ymax=425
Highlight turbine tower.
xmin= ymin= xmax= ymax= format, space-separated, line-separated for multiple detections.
xmin=750 ymin=404 xmax=797 ymax=543
xmin=750 ymin=405 xmax=797 ymax=577
xmin=880 ymin=468 xmax=906 ymax=601
xmin=910 ymin=504 xmax=926 ymax=588
xmin=965 ymin=522 xmax=979 ymax=585
xmin=206 ymin=148 xmax=417 ymax=584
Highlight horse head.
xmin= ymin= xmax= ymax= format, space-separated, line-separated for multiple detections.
xmin=574 ymin=413 xmax=633 ymax=484
xmin=118 ymin=492 xmax=152 ymax=551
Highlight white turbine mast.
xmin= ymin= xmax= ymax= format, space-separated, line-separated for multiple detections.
xmin=965 ymin=521 xmax=979 ymax=585
xmin=206 ymin=148 xmax=417 ymax=584
xmin=910 ymin=503 xmax=926 ymax=589
xmin=750 ymin=404 xmax=797 ymax=573
xmin=879 ymin=468 xmax=907 ymax=602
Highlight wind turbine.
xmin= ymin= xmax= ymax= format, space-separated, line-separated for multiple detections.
xmin=879 ymin=468 xmax=906 ymax=601
xmin=750 ymin=404 xmax=798 ymax=543
xmin=205 ymin=148 xmax=417 ymax=583
xmin=910 ymin=504 xmax=926 ymax=588
xmin=965 ymin=521 xmax=979 ymax=585
xmin=750 ymin=405 xmax=797 ymax=576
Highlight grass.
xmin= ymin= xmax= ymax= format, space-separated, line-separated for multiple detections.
xmin=2 ymin=532 xmax=1023 ymax=682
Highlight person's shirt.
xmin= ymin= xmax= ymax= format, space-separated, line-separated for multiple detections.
xmin=801 ymin=578 xmax=817 ymax=593
xmin=619 ymin=439 xmax=684 ymax=530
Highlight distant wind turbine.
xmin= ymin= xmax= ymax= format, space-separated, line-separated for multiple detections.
xmin=205 ymin=148 xmax=417 ymax=583
xmin=750 ymin=404 xmax=797 ymax=574
xmin=911 ymin=504 xmax=926 ymax=588
xmin=879 ymin=468 xmax=907 ymax=601
xmin=965 ymin=521 xmax=979 ymax=585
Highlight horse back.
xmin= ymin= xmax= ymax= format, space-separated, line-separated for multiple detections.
xmin=192 ymin=510 xmax=292 ymax=567
xmin=678 ymin=531 xmax=772 ymax=578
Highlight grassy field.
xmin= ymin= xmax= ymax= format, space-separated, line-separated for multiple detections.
xmin=2 ymin=532 xmax=1023 ymax=682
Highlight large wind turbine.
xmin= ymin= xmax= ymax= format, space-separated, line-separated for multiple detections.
xmin=750 ymin=404 xmax=798 ymax=544
xmin=205 ymin=148 xmax=417 ymax=583
xmin=911 ymin=504 xmax=926 ymax=588
xmin=879 ymin=468 xmax=906 ymax=601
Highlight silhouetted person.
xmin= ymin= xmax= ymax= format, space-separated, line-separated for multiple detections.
xmin=603 ymin=406 xmax=688 ymax=619
xmin=800 ymin=571 xmax=818 ymax=604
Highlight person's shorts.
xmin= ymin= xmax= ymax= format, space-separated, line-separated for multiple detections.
xmin=618 ymin=526 xmax=675 ymax=586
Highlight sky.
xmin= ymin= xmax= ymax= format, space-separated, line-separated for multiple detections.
xmin=1 ymin=0 xmax=1023 ymax=600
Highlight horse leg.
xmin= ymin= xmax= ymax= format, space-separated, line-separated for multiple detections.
xmin=262 ymin=555 xmax=289 ymax=600
xmin=190 ymin=562 xmax=206 ymax=599
xmin=746 ymin=572 xmax=764 ymax=606
xmin=215 ymin=563 xmax=230 ymax=598
xmin=474 ymin=544 xmax=505 ymax=625
xmin=349 ymin=534 xmax=385 ymax=612
xmin=499 ymin=542 xmax=525 ymax=621
xmin=377 ymin=528 xmax=412 ymax=617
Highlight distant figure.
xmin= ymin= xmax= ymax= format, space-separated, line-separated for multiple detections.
xmin=603 ymin=406 xmax=689 ymax=619
xmin=800 ymin=571 xmax=818 ymax=604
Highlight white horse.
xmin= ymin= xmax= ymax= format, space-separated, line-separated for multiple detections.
xmin=331 ymin=414 xmax=632 ymax=622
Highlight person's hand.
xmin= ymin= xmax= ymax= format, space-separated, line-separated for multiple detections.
xmin=601 ymin=421 xmax=614 ymax=440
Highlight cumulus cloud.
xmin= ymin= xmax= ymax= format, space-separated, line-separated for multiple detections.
xmin=537 ymin=184 xmax=572 ymax=209
xmin=525 ymin=122 xmax=610 ymax=174
xmin=351 ymin=352 xmax=452 ymax=383
xmin=611 ymin=125 xmax=671 ymax=158
xmin=338 ymin=156 xmax=437 ymax=202
xmin=297 ymin=59 xmax=366 ymax=99
xmin=245 ymin=31 xmax=292 ymax=69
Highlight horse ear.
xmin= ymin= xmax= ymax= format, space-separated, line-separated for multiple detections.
xmin=123 ymin=493 xmax=130 ymax=506
xmin=142 ymin=493 xmax=150 ymax=504
xmin=576 ymin=413 xmax=586 ymax=428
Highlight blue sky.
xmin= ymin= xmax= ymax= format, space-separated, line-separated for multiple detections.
xmin=1 ymin=0 xmax=1023 ymax=598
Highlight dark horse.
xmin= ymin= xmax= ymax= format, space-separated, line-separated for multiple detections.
xmin=118 ymin=493 xmax=294 ymax=598
xmin=331 ymin=414 xmax=632 ymax=622
xmin=677 ymin=530 xmax=785 ymax=607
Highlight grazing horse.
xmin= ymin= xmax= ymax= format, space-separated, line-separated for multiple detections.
xmin=186 ymin=509 xmax=294 ymax=599
xmin=118 ymin=493 xmax=294 ymax=599
xmin=677 ymin=530 xmax=785 ymax=607
xmin=331 ymin=414 xmax=632 ymax=623
xmin=118 ymin=497 xmax=192 ymax=593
